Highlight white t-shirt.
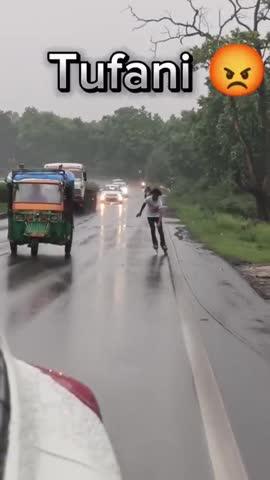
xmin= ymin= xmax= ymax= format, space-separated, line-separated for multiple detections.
xmin=145 ymin=195 xmax=162 ymax=217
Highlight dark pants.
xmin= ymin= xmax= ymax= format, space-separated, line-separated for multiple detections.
xmin=148 ymin=217 xmax=166 ymax=248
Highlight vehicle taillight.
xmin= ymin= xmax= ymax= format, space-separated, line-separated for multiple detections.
xmin=36 ymin=366 xmax=102 ymax=421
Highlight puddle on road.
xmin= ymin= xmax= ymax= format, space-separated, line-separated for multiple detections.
xmin=174 ymin=225 xmax=190 ymax=241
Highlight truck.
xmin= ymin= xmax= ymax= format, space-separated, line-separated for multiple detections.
xmin=44 ymin=163 xmax=98 ymax=212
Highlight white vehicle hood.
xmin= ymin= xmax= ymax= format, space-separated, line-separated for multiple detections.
xmin=2 ymin=340 xmax=122 ymax=480
xmin=15 ymin=361 xmax=121 ymax=480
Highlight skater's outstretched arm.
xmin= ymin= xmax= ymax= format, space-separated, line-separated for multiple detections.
xmin=136 ymin=202 xmax=146 ymax=217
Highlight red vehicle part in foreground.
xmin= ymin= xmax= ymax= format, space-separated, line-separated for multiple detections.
xmin=36 ymin=365 xmax=102 ymax=421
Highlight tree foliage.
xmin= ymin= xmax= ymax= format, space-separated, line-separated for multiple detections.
xmin=128 ymin=0 xmax=270 ymax=219
xmin=0 ymin=91 xmax=266 ymax=217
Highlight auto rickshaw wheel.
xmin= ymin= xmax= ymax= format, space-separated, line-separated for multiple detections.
xmin=65 ymin=241 xmax=72 ymax=258
xmin=65 ymin=232 xmax=73 ymax=258
xmin=31 ymin=242 xmax=39 ymax=257
xmin=10 ymin=241 xmax=17 ymax=256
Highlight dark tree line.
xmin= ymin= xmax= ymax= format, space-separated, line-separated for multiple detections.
xmin=0 ymin=106 xmax=164 ymax=179
xmin=0 ymin=90 xmax=268 ymax=218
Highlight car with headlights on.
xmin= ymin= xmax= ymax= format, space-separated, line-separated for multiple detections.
xmin=100 ymin=185 xmax=123 ymax=204
xmin=111 ymin=180 xmax=128 ymax=197
xmin=113 ymin=182 xmax=128 ymax=197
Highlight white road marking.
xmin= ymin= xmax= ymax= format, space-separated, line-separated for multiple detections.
xmin=166 ymin=228 xmax=249 ymax=480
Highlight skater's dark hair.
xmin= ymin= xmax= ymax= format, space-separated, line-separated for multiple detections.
xmin=151 ymin=187 xmax=162 ymax=196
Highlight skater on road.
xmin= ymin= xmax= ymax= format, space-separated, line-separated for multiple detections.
xmin=136 ymin=187 xmax=168 ymax=253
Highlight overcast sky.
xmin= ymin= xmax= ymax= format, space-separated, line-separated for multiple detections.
xmin=0 ymin=0 xmax=237 ymax=121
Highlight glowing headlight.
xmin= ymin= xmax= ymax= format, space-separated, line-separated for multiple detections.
xmin=122 ymin=186 xmax=128 ymax=194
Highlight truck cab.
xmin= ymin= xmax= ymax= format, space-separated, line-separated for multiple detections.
xmin=44 ymin=163 xmax=87 ymax=210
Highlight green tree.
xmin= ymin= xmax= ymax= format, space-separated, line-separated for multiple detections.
xmin=96 ymin=106 xmax=164 ymax=177
xmin=0 ymin=111 xmax=17 ymax=173
xmin=129 ymin=0 xmax=270 ymax=219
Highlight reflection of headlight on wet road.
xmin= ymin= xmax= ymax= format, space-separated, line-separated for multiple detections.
xmin=118 ymin=204 xmax=123 ymax=217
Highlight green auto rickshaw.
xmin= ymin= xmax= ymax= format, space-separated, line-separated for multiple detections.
xmin=7 ymin=167 xmax=75 ymax=257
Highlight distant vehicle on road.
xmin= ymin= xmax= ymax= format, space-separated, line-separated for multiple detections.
xmin=44 ymin=163 xmax=97 ymax=212
xmin=0 ymin=336 xmax=122 ymax=480
xmin=100 ymin=184 xmax=123 ymax=204
xmin=111 ymin=179 xmax=128 ymax=197
xmin=7 ymin=167 xmax=74 ymax=258
xmin=112 ymin=178 xmax=124 ymax=183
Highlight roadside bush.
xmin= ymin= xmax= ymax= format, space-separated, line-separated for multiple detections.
xmin=218 ymin=194 xmax=257 ymax=218
xmin=238 ymin=229 xmax=257 ymax=243
xmin=214 ymin=213 xmax=248 ymax=233
xmin=171 ymin=176 xmax=256 ymax=219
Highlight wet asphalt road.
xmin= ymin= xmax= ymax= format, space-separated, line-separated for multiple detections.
xmin=0 ymin=189 xmax=212 ymax=480
xmin=1 ymin=186 xmax=270 ymax=479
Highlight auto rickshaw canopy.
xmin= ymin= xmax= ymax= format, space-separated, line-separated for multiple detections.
xmin=10 ymin=169 xmax=75 ymax=186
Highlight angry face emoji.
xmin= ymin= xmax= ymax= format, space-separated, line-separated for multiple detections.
xmin=209 ymin=44 xmax=264 ymax=96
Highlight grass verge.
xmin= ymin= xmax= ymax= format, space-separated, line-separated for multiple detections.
xmin=169 ymin=197 xmax=270 ymax=264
